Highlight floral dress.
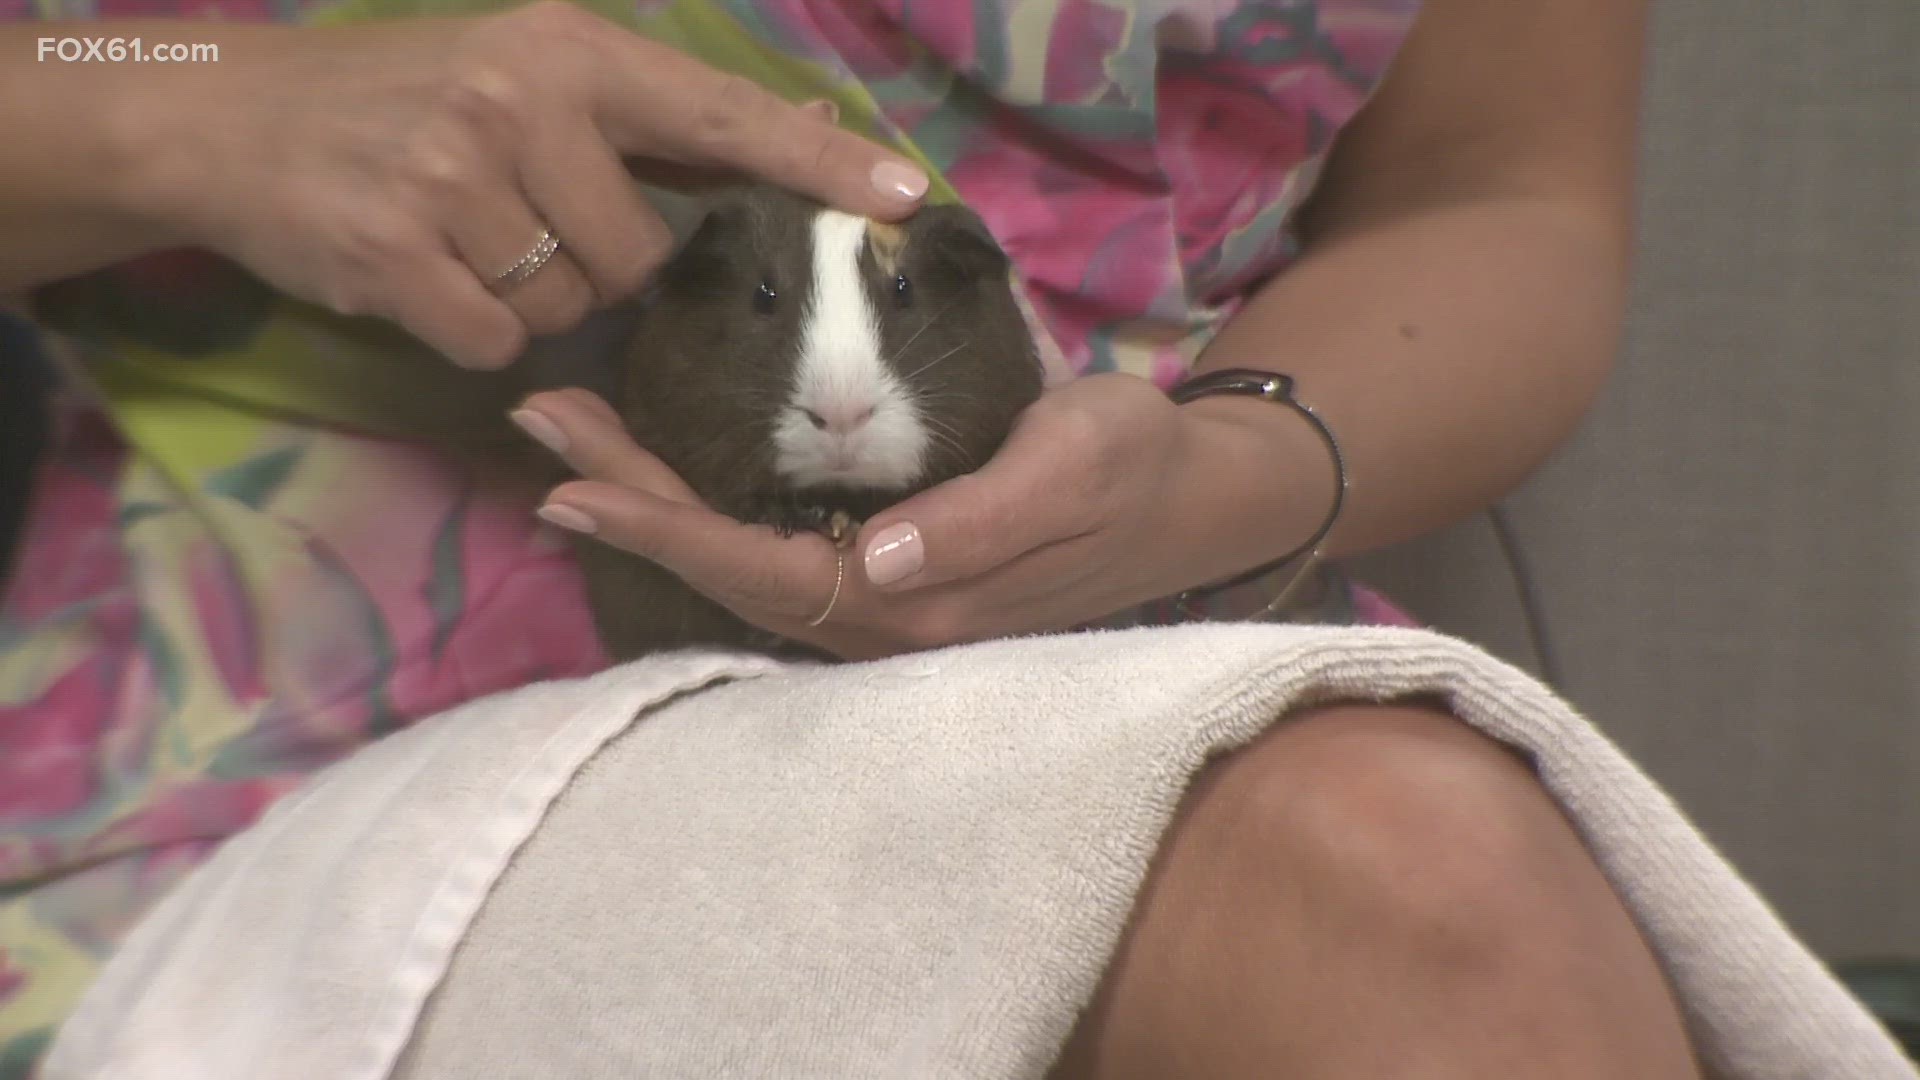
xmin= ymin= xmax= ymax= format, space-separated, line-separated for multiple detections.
xmin=0 ymin=0 xmax=1425 ymax=1072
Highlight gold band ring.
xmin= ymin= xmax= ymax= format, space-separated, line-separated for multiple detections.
xmin=490 ymin=228 xmax=561 ymax=293
xmin=807 ymin=547 xmax=847 ymax=627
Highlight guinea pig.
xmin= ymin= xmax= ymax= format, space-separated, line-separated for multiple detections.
xmin=574 ymin=182 xmax=1047 ymax=661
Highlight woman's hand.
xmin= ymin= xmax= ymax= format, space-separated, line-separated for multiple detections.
xmin=513 ymin=373 xmax=1330 ymax=661
xmin=117 ymin=1 xmax=927 ymax=369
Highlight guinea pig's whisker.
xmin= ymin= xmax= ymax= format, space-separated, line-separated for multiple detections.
xmin=910 ymin=389 xmax=994 ymax=408
xmin=720 ymin=388 xmax=786 ymax=408
xmin=685 ymin=435 xmax=761 ymax=483
xmin=899 ymin=341 xmax=968 ymax=383
xmin=917 ymin=425 xmax=968 ymax=464
xmin=887 ymin=300 xmax=961 ymax=365
xmin=936 ymin=430 xmax=971 ymax=459
xmin=921 ymin=414 xmax=965 ymax=440
xmin=918 ymin=417 xmax=973 ymax=462
xmin=910 ymin=395 xmax=998 ymax=424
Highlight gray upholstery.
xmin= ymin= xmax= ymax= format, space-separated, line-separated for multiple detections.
xmin=1351 ymin=0 xmax=1919 ymax=962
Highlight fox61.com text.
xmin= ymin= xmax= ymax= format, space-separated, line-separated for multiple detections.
xmin=38 ymin=37 xmax=218 ymax=62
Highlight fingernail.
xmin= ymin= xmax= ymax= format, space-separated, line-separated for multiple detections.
xmin=870 ymin=160 xmax=928 ymax=202
xmin=863 ymin=521 xmax=923 ymax=586
xmin=511 ymin=409 xmax=569 ymax=456
xmin=537 ymin=503 xmax=598 ymax=535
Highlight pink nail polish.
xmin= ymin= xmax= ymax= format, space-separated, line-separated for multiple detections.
xmin=863 ymin=521 xmax=923 ymax=585
xmin=537 ymin=504 xmax=597 ymax=535
xmin=870 ymin=160 xmax=928 ymax=202
xmin=511 ymin=409 xmax=569 ymax=456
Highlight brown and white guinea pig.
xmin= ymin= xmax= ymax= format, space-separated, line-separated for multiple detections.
xmin=575 ymin=182 xmax=1047 ymax=661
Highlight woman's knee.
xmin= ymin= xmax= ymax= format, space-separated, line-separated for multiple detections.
xmin=1052 ymin=701 xmax=1699 ymax=1080
xmin=1186 ymin=699 xmax=1592 ymax=956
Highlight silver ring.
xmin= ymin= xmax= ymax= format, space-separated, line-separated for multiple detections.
xmin=490 ymin=228 xmax=561 ymax=293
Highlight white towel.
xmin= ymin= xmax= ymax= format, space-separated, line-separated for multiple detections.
xmin=40 ymin=623 xmax=1917 ymax=1079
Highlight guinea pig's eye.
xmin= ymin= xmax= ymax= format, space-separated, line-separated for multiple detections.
xmin=892 ymin=274 xmax=912 ymax=308
xmin=754 ymin=281 xmax=777 ymax=314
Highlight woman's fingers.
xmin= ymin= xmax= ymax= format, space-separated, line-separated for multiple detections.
xmin=383 ymin=252 xmax=529 ymax=370
xmin=588 ymin=33 xmax=928 ymax=220
xmin=418 ymin=133 xmax=597 ymax=336
xmin=514 ymin=388 xmax=700 ymax=505
xmin=853 ymin=379 xmax=1157 ymax=592
xmin=543 ymin=478 xmax=843 ymax=625
xmin=518 ymin=387 xmax=860 ymax=631
xmin=447 ymin=15 xmax=920 ymax=339
xmin=450 ymin=215 xmax=596 ymax=338
xmin=176 ymin=0 xmax=928 ymax=370
xmin=336 ymin=209 xmax=527 ymax=370
xmin=517 ymin=111 xmax=676 ymax=304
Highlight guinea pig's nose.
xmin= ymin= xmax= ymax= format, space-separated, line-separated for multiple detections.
xmin=802 ymin=402 xmax=877 ymax=436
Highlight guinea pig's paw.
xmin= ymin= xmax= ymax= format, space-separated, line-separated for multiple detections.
xmin=743 ymin=496 xmax=837 ymax=540
xmin=824 ymin=508 xmax=860 ymax=547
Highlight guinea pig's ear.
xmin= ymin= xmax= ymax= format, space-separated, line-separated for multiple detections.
xmin=681 ymin=186 xmax=753 ymax=241
xmin=908 ymin=202 xmax=1011 ymax=278
xmin=652 ymin=195 xmax=749 ymax=295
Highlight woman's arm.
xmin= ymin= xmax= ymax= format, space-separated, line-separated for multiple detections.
xmin=0 ymin=23 xmax=251 ymax=288
xmin=1180 ymin=0 xmax=1650 ymax=560
xmin=0 ymin=10 xmax=927 ymax=366
xmin=477 ymin=0 xmax=1655 ymax=659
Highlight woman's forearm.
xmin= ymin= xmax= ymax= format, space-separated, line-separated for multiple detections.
xmin=1184 ymin=192 xmax=1630 ymax=561
xmin=0 ymin=23 xmax=264 ymax=289
xmin=1172 ymin=0 xmax=1646 ymax=564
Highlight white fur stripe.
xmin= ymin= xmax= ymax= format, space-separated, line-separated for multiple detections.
xmin=800 ymin=211 xmax=886 ymax=406
xmin=773 ymin=211 xmax=928 ymax=491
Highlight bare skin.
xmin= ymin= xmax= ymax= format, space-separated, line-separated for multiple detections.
xmin=0 ymin=3 xmax=928 ymax=368
xmin=1044 ymin=702 xmax=1703 ymax=1079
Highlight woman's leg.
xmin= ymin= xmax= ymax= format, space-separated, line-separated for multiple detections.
xmin=1045 ymin=701 xmax=1702 ymax=1079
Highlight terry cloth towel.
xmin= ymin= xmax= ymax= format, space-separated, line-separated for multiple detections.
xmin=40 ymin=623 xmax=1918 ymax=1079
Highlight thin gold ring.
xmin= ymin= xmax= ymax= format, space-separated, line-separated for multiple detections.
xmin=807 ymin=548 xmax=847 ymax=627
